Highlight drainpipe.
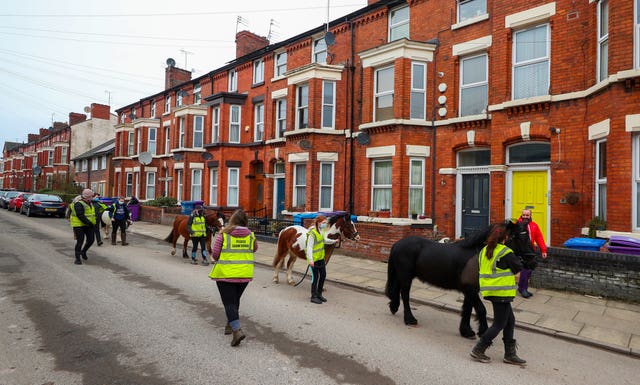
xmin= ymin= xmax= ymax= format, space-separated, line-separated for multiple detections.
xmin=348 ymin=19 xmax=356 ymax=214
xmin=429 ymin=38 xmax=440 ymax=223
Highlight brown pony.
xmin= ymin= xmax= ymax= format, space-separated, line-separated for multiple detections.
xmin=164 ymin=212 xmax=223 ymax=258
xmin=272 ymin=213 xmax=360 ymax=285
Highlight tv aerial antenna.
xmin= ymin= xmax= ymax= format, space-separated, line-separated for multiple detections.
xmin=180 ymin=49 xmax=194 ymax=68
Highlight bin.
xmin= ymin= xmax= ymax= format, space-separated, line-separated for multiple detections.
xmin=319 ymin=211 xmax=358 ymax=223
xmin=98 ymin=197 xmax=116 ymax=209
xmin=607 ymin=236 xmax=640 ymax=255
xmin=128 ymin=204 xmax=140 ymax=221
xmin=180 ymin=200 xmax=205 ymax=215
xmin=563 ymin=237 xmax=606 ymax=251
xmin=292 ymin=212 xmax=319 ymax=226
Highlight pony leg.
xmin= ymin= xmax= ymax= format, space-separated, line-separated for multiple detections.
xmin=272 ymin=259 xmax=282 ymax=284
xmin=182 ymin=239 xmax=189 ymax=259
xmin=459 ymin=292 xmax=476 ymax=339
xmin=285 ymin=255 xmax=297 ymax=285
xmin=471 ymin=293 xmax=488 ymax=337
xmin=400 ymin=282 xmax=417 ymax=325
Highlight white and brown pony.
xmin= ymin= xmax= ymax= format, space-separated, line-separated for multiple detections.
xmin=272 ymin=213 xmax=360 ymax=285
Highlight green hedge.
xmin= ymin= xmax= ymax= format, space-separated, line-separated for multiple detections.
xmin=142 ymin=196 xmax=178 ymax=207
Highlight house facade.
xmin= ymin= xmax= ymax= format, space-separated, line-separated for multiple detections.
xmin=114 ymin=0 xmax=640 ymax=246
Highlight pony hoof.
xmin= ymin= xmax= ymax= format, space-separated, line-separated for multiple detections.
xmin=170 ymin=250 xmax=176 ymax=256
xmin=272 ymin=278 xmax=279 ymax=284
xmin=404 ymin=318 xmax=418 ymax=326
xmin=460 ymin=330 xmax=477 ymax=339
xmin=287 ymin=280 xmax=295 ymax=286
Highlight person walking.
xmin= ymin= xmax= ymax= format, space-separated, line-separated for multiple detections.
xmin=517 ymin=208 xmax=548 ymax=298
xmin=109 ymin=197 xmax=132 ymax=246
xmin=187 ymin=204 xmax=209 ymax=265
xmin=69 ymin=189 xmax=97 ymax=265
xmin=306 ymin=215 xmax=337 ymax=304
xmin=470 ymin=225 xmax=526 ymax=366
xmin=92 ymin=194 xmax=108 ymax=246
xmin=209 ymin=209 xmax=257 ymax=347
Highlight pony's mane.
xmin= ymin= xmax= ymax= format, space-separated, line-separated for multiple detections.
xmin=328 ymin=212 xmax=350 ymax=225
xmin=455 ymin=223 xmax=504 ymax=249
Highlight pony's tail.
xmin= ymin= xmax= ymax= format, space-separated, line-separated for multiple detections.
xmin=164 ymin=230 xmax=174 ymax=243
xmin=385 ymin=252 xmax=400 ymax=314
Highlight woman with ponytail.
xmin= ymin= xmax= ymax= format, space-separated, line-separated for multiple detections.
xmin=470 ymin=224 xmax=527 ymax=366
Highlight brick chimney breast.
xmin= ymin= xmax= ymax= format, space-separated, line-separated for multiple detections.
xmin=69 ymin=112 xmax=87 ymax=126
xmin=90 ymin=103 xmax=111 ymax=120
xmin=165 ymin=63 xmax=193 ymax=90
xmin=235 ymin=30 xmax=270 ymax=59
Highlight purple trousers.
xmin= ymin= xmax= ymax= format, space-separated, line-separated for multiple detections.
xmin=518 ymin=268 xmax=533 ymax=291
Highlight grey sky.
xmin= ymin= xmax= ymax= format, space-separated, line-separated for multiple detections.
xmin=0 ymin=0 xmax=365 ymax=148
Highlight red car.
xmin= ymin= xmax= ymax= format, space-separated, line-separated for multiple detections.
xmin=8 ymin=192 xmax=31 ymax=212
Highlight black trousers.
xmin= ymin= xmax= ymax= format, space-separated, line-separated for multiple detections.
xmin=73 ymin=226 xmax=95 ymax=254
xmin=93 ymin=223 xmax=102 ymax=243
xmin=479 ymin=300 xmax=515 ymax=344
xmin=310 ymin=259 xmax=327 ymax=296
xmin=112 ymin=219 xmax=127 ymax=234
xmin=191 ymin=236 xmax=206 ymax=255
xmin=216 ymin=281 xmax=248 ymax=324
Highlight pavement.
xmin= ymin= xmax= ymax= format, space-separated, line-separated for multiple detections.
xmin=127 ymin=220 xmax=640 ymax=358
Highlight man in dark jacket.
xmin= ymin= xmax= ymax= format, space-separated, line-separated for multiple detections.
xmin=109 ymin=197 xmax=131 ymax=245
xmin=69 ymin=189 xmax=97 ymax=265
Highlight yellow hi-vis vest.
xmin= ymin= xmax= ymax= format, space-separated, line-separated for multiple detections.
xmin=209 ymin=233 xmax=255 ymax=279
xmin=307 ymin=228 xmax=325 ymax=262
xmin=69 ymin=201 xmax=97 ymax=228
xmin=191 ymin=215 xmax=206 ymax=237
xmin=478 ymin=244 xmax=517 ymax=298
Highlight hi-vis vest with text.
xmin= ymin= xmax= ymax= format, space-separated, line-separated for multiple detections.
xmin=307 ymin=228 xmax=325 ymax=262
xmin=478 ymin=244 xmax=517 ymax=298
xmin=69 ymin=201 xmax=96 ymax=228
xmin=191 ymin=215 xmax=206 ymax=238
xmin=209 ymin=233 xmax=255 ymax=279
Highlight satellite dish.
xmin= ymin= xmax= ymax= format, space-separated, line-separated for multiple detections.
xmin=201 ymin=152 xmax=213 ymax=160
xmin=356 ymin=132 xmax=370 ymax=145
xmin=166 ymin=58 xmax=176 ymax=67
xmin=83 ymin=106 xmax=91 ymax=114
xmin=299 ymin=139 xmax=312 ymax=150
xmin=324 ymin=31 xmax=335 ymax=46
xmin=33 ymin=166 xmax=42 ymax=176
xmin=173 ymin=153 xmax=183 ymax=161
xmin=139 ymin=151 xmax=152 ymax=165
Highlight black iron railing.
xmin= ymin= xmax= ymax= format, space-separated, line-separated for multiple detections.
xmin=247 ymin=216 xmax=294 ymax=237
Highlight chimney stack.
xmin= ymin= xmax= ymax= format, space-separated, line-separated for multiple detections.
xmin=69 ymin=112 xmax=87 ymax=126
xmin=90 ymin=103 xmax=110 ymax=120
xmin=165 ymin=58 xmax=192 ymax=90
xmin=235 ymin=30 xmax=270 ymax=58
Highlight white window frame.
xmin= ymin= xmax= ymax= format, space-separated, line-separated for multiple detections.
xmin=597 ymin=0 xmax=609 ymax=83
xmin=178 ymin=117 xmax=185 ymax=148
xmin=212 ymin=106 xmax=220 ymax=143
xmin=296 ymin=84 xmax=309 ymax=129
xmin=137 ymin=128 xmax=142 ymax=154
xmin=276 ymin=99 xmax=287 ymax=138
xmin=165 ymin=96 xmax=171 ymax=114
xmin=146 ymin=171 xmax=156 ymax=200
xmin=321 ymin=81 xmax=336 ymax=129
xmin=253 ymin=59 xmax=264 ymax=84
xmin=228 ymin=69 xmax=238 ymax=92
xmin=596 ymin=139 xmax=607 ymax=220
xmin=457 ymin=0 xmax=487 ymax=23
xmin=313 ymin=37 xmax=327 ymax=63
xmin=254 ymin=103 xmax=264 ymax=141
xmin=209 ymin=167 xmax=218 ymax=206
xmin=636 ymin=0 xmax=640 ymax=68
xmin=164 ymin=126 xmax=170 ymax=154
xmin=374 ymin=65 xmax=394 ymax=122
xmin=48 ymin=150 xmax=54 ymax=166
xmin=128 ymin=131 xmax=135 ymax=156
xmin=410 ymin=62 xmax=426 ymax=120
xmin=389 ymin=5 xmax=409 ymax=42
xmin=633 ymin=135 xmax=640 ymax=229
xmin=134 ymin=171 xmax=140 ymax=198
xmin=229 ymin=105 xmax=241 ymax=143
xmin=126 ymin=172 xmax=133 ymax=197
xmin=176 ymin=91 xmax=183 ymax=107
xmin=512 ymin=24 xmax=550 ymax=100
xmin=151 ymin=101 xmax=156 ymax=117
xmin=193 ymin=83 xmax=202 ymax=104
xmin=227 ymin=167 xmax=239 ymax=206
xmin=293 ymin=163 xmax=306 ymax=208
xmin=91 ymin=157 xmax=98 ymax=171
xmin=102 ymin=155 xmax=107 ymax=170
xmin=193 ymin=116 xmax=204 ymax=148
xmin=275 ymin=52 xmax=287 ymax=77
xmin=371 ymin=159 xmax=392 ymax=211
xmin=408 ymin=158 xmax=425 ymax=217
xmin=460 ymin=53 xmax=488 ymax=116
xmin=319 ymin=162 xmax=334 ymax=211
xmin=176 ymin=169 xmax=183 ymax=202
xmin=148 ymin=127 xmax=157 ymax=155
xmin=191 ymin=169 xmax=202 ymax=201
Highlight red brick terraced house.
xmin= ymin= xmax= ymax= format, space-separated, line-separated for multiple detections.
xmin=71 ymin=138 xmax=115 ymax=197
xmin=114 ymin=0 xmax=640 ymax=250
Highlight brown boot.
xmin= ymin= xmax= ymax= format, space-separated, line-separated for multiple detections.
xmin=111 ymin=232 xmax=117 ymax=245
xmin=224 ymin=324 xmax=232 ymax=335
xmin=230 ymin=328 xmax=245 ymax=347
xmin=121 ymin=232 xmax=129 ymax=246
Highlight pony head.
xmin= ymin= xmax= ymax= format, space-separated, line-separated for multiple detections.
xmin=504 ymin=219 xmax=536 ymax=260
xmin=327 ymin=212 xmax=360 ymax=242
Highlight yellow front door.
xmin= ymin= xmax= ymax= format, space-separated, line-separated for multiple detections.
xmin=511 ymin=170 xmax=548 ymax=239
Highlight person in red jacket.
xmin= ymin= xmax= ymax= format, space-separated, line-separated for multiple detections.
xmin=517 ymin=209 xmax=548 ymax=298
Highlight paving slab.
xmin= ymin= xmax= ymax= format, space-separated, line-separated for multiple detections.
xmin=535 ymin=315 xmax=584 ymax=335
xmin=579 ymin=325 xmax=632 ymax=347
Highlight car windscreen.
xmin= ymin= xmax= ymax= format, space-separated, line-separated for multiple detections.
xmin=32 ymin=194 xmax=63 ymax=202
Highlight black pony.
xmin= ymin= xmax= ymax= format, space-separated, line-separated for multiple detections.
xmin=385 ymin=220 xmax=534 ymax=338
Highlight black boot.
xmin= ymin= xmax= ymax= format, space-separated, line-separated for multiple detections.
xmin=74 ymin=252 xmax=82 ymax=265
xmin=310 ymin=287 xmax=322 ymax=304
xmin=503 ymin=339 xmax=527 ymax=366
xmin=470 ymin=339 xmax=492 ymax=363
xmin=111 ymin=232 xmax=117 ymax=245
xmin=317 ymin=289 xmax=327 ymax=302
xmin=121 ymin=232 xmax=129 ymax=246
xmin=81 ymin=250 xmax=88 ymax=260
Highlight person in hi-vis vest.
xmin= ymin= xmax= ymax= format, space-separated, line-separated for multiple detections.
xmin=470 ymin=225 xmax=527 ymax=366
xmin=69 ymin=189 xmax=97 ymax=265
xmin=209 ymin=209 xmax=258 ymax=347
xmin=305 ymin=215 xmax=337 ymax=304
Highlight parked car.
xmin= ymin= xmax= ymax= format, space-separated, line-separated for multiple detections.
xmin=1 ymin=191 xmax=21 ymax=209
xmin=21 ymin=194 xmax=67 ymax=217
xmin=8 ymin=192 xmax=32 ymax=212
